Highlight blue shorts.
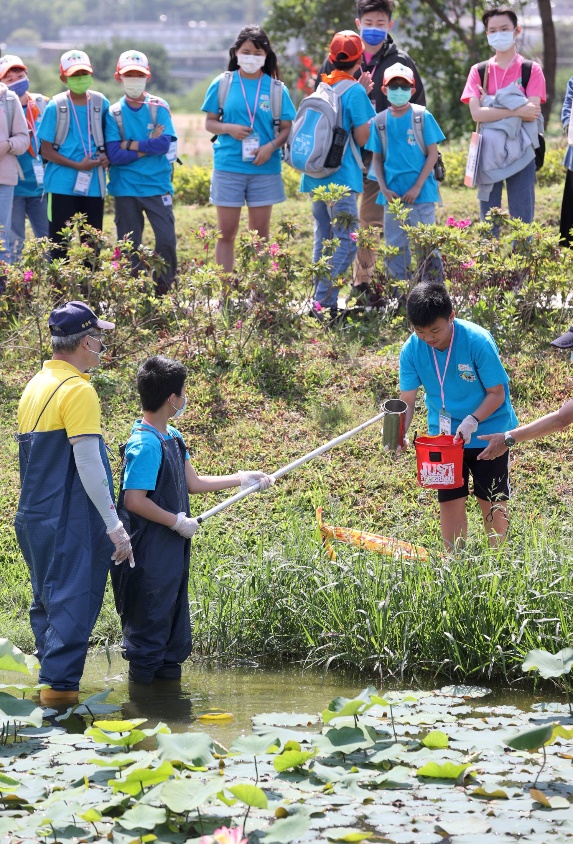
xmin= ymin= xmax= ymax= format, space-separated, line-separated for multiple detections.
xmin=210 ymin=170 xmax=286 ymax=208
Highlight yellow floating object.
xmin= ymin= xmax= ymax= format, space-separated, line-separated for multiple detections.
xmin=197 ymin=711 xmax=235 ymax=724
xmin=316 ymin=507 xmax=430 ymax=562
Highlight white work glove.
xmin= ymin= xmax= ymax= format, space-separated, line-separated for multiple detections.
xmin=455 ymin=414 xmax=479 ymax=445
xmin=107 ymin=522 xmax=135 ymax=568
xmin=395 ymin=434 xmax=410 ymax=454
xmin=238 ymin=470 xmax=275 ymax=492
xmin=171 ymin=513 xmax=200 ymax=539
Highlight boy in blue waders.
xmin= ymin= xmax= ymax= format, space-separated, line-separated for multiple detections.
xmin=398 ymin=282 xmax=518 ymax=550
xmin=112 ymin=356 xmax=274 ymax=684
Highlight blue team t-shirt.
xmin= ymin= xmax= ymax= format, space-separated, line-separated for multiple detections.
xmin=300 ymin=82 xmax=375 ymax=194
xmin=38 ymin=93 xmax=110 ymax=197
xmin=14 ymin=100 xmax=44 ymax=199
xmin=399 ymin=318 xmax=518 ymax=448
xmin=105 ymin=96 xmax=176 ymax=197
xmin=201 ymin=72 xmax=296 ymax=175
xmin=365 ymin=106 xmax=445 ymax=205
xmin=122 ymin=421 xmax=190 ymax=491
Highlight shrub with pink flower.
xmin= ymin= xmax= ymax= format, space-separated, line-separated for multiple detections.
xmin=112 ymin=246 xmax=122 ymax=260
xmin=198 ymin=827 xmax=247 ymax=844
xmin=446 ymin=217 xmax=472 ymax=229
xmin=23 ymin=271 xmax=34 ymax=282
xmin=349 ymin=231 xmax=358 ymax=242
xmin=271 ymin=261 xmax=279 ymax=271
xmin=269 ymin=242 xmax=280 ymax=256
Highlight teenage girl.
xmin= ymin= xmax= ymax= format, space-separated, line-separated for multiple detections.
xmin=202 ymin=26 xmax=296 ymax=273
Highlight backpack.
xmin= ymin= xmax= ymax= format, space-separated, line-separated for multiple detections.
xmin=374 ymin=103 xmax=446 ymax=182
xmin=109 ymin=95 xmax=179 ymax=167
xmin=1 ymin=87 xmax=17 ymax=136
xmin=51 ymin=90 xmax=107 ymax=196
xmin=284 ymin=79 xmax=364 ymax=178
xmin=217 ymin=70 xmax=283 ymax=137
xmin=477 ymin=59 xmax=545 ymax=171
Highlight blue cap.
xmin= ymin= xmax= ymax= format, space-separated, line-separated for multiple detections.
xmin=48 ymin=301 xmax=115 ymax=336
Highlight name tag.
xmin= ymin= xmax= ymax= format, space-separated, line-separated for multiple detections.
xmin=439 ymin=408 xmax=452 ymax=436
xmin=162 ymin=194 xmax=173 ymax=207
xmin=242 ymin=133 xmax=260 ymax=162
xmin=166 ymin=140 xmax=178 ymax=163
xmin=32 ymin=157 xmax=44 ymax=187
xmin=73 ymin=170 xmax=92 ymax=196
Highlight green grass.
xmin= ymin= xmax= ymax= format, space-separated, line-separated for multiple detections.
xmin=1 ymin=184 xmax=573 ymax=683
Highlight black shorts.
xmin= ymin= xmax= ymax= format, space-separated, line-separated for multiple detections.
xmin=437 ymin=447 xmax=510 ymax=503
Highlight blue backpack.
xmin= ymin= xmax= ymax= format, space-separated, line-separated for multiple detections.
xmin=284 ymin=79 xmax=363 ymax=178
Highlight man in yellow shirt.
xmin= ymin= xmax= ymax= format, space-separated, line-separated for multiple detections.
xmin=15 ymin=301 xmax=134 ymax=706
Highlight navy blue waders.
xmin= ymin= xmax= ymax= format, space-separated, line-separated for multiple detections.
xmin=112 ymin=428 xmax=192 ymax=683
xmin=14 ymin=379 xmax=114 ymax=690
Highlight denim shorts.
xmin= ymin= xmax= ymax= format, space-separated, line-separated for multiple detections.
xmin=210 ymin=170 xmax=286 ymax=208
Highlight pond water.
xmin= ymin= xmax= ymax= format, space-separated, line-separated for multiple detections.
xmin=11 ymin=647 xmax=546 ymax=743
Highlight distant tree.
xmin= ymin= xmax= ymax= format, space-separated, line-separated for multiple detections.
xmin=84 ymin=39 xmax=179 ymax=94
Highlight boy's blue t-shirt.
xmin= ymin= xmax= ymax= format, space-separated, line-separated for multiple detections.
xmin=14 ymin=101 xmax=44 ymax=198
xmin=105 ymin=96 xmax=176 ymax=197
xmin=38 ymin=93 xmax=110 ymax=197
xmin=300 ymin=82 xmax=375 ymax=194
xmin=399 ymin=318 xmax=518 ymax=448
xmin=201 ymin=72 xmax=296 ymax=175
xmin=365 ymin=106 xmax=445 ymax=205
xmin=122 ymin=421 xmax=190 ymax=491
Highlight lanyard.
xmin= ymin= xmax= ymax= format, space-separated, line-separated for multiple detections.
xmin=491 ymin=54 xmax=517 ymax=91
xmin=237 ymin=71 xmax=262 ymax=130
xmin=431 ymin=321 xmax=455 ymax=410
xmin=68 ymin=92 xmax=92 ymax=158
xmin=25 ymin=103 xmax=39 ymax=156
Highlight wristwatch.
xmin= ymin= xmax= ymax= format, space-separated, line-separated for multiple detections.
xmin=504 ymin=431 xmax=516 ymax=447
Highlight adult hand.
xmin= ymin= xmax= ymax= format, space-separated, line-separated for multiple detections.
xmin=171 ymin=513 xmax=200 ymax=539
xmin=108 ymin=522 xmax=135 ymax=567
xmin=97 ymin=152 xmax=110 ymax=169
xmin=358 ymin=70 xmax=374 ymax=94
xmin=227 ymin=124 xmax=252 ymax=141
xmin=253 ymin=142 xmax=274 ymax=166
xmin=77 ymin=156 xmax=101 ymax=171
xmin=516 ymin=101 xmax=541 ymax=122
xmin=477 ymin=433 xmax=508 ymax=460
xmin=382 ymin=187 xmax=400 ymax=203
xmin=238 ymin=470 xmax=275 ymax=492
xmin=454 ymin=414 xmax=479 ymax=445
xmin=402 ymin=184 xmax=421 ymax=204
xmin=151 ymin=123 xmax=165 ymax=138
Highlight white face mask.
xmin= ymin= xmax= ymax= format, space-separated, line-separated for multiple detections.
xmin=487 ymin=30 xmax=516 ymax=52
xmin=170 ymin=395 xmax=187 ymax=419
xmin=122 ymin=77 xmax=147 ymax=98
xmin=236 ymin=54 xmax=266 ymax=74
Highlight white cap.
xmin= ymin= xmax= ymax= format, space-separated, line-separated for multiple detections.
xmin=383 ymin=62 xmax=415 ymax=86
xmin=60 ymin=50 xmax=93 ymax=77
xmin=0 ymin=55 xmax=27 ymax=80
xmin=116 ymin=50 xmax=151 ymax=77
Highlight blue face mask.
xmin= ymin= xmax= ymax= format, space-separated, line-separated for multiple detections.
xmin=361 ymin=27 xmax=387 ymax=46
xmin=387 ymin=87 xmax=412 ymax=106
xmin=8 ymin=78 xmax=29 ymax=97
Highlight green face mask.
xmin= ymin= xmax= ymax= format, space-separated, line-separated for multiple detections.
xmin=67 ymin=74 xmax=92 ymax=95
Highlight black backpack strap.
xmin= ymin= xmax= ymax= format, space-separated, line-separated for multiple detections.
xmin=28 ymin=376 xmax=81 ymax=434
xmin=477 ymin=61 xmax=488 ymax=87
xmin=521 ymin=60 xmax=532 ymax=93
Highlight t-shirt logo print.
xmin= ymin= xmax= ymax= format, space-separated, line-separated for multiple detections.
xmin=406 ymin=129 xmax=417 ymax=146
xmin=259 ymin=94 xmax=270 ymax=112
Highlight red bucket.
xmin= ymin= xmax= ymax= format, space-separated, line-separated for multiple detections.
xmin=415 ymin=434 xmax=464 ymax=490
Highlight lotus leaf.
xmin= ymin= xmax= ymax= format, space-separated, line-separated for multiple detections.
xmin=522 ymin=648 xmax=573 ymax=679
xmin=417 ymin=761 xmax=475 ymax=779
xmin=86 ymin=722 xmax=170 ymax=747
xmin=262 ymin=807 xmax=312 ymax=842
xmin=313 ymin=727 xmax=375 ymax=755
xmin=437 ymin=815 xmax=492 ymax=835
xmin=530 ymin=788 xmax=571 ymax=808
xmin=506 ymin=724 xmax=554 ymax=751
xmin=273 ymin=748 xmax=317 ymax=772
xmin=225 ymin=782 xmax=268 ymax=809
xmin=110 ymin=761 xmax=174 ymax=795
xmin=0 ymin=693 xmax=43 ymax=727
xmin=160 ymin=777 xmax=223 ymax=813
xmin=324 ymin=828 xmax=373 ymax=841
xmin=117 ymin=803 xmax=167 ymax=830
xmin=95 ymin=719 xmax=148 ymax=731
xmin=156 ymin=732 xmax=215 ymax=766
xmin=230 ymin=734 xmax=280 ymax=755
xmin=0 ymin=639 xmax=39 ymax=675
xmin=421 ymin=730 xmax=449 ymax=749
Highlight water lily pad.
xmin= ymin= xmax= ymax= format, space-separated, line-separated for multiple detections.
xmin=109 ymin=761 xmax=174 ymax=795
xmin=437 ymin=685 xmax=491 ymax=698
xmin=274 ymin=748 xmax=317 ymax=772
xmin=417 ymin=761 xmax=475 ymax=780
xmin=225 ymin=783 xmax=268 ymax=809
xmin=436 ymin=816 xmax=491 ymax=835
xmin=0 ymin=640 xmax=39 ymax=675
xmin=252 ymin=712 xmax=320 ymax=727
xmin=523 ymin=648 xmax=573 ymax=679
xmin=160 ymin=777 xmax=223 ymax=813
xmin=313 ymin=726 xmax=374 ymax=756
xmin=530 ymin=788 xmax=571 ymax=809
xmin=262 ymin=807 xmax=313 ymax=842
xmin=117 ymin=803 xmax=167 ymax=830
xmin=0 ymin=692 xmax=43 ymax=727
xmin=324 ymin=827 xmax=373 ymax=841
xmin=230 ymin=734 xmax=280 ymax=755
xmin=157 ymin=732 xmax=214 ymax=766
xmin=506 ymin=724 xmax=553 ymax=751
xmin=421 ymin=731 xmax=449 ymax=749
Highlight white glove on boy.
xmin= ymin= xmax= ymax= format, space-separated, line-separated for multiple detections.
xmin=238 ymin=470 xmax=275 ymax=492
xmin=171 ymin=513 xmax=200 ymax=539
xmin=455 ymin=414 xmax=479 ymax=445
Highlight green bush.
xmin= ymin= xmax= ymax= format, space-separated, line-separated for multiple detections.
xmin=442 ymin=146 xmax=566 ymax=189
xmin=282 ymin=163 xmax=302 ymax=199
xmin=172 ymin=164 xmax=211 ymax=206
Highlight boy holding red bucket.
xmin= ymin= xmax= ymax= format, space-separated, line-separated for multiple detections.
xmin=398 ymin=281 xmax=518 ymax=549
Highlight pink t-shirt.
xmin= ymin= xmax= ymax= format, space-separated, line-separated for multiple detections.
xmin=460 ymin=54 xmax=546 ymax=103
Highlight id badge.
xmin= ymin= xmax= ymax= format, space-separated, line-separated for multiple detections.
xmin=73 ymin=170 xmax=92 ymax=196
xmin=32 ymin=157 xmax=44 ymax=187
xmin=167 ymin=140 xmax=178 ymax=163
xmin=161 ymin=194 xmax=173 ymax=207
xmin=439 ymin=408 xmax=452 ymax=435
xmin=242 ymin=132 xmax=260 ymax=162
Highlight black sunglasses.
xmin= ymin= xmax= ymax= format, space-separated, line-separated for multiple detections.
xmin=387 ymin=82 xmax=413 ymax=91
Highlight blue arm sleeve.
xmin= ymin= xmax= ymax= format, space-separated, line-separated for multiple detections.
xmin=138 ymin=134 xmax=171 ymax=155
xmin=106 ymin=140 xmax=139 ymax=165
xmin=562 ymin=77 xmax=573 ymax=126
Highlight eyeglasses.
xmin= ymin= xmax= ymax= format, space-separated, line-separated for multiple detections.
xmin=387 ymin=82 xmax=413 ymax=91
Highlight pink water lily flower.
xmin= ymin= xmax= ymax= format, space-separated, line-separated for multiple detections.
xmin=198 ymin=827 xmax=247 ymax=844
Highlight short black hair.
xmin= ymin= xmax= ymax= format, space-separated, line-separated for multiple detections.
xmin=482 ymin=7 xmax=518 ymax=29
xmin=356 ymin=0 xmax=395 ymax=20
xmin=137 ymin=356 xmax=187 ymax=412
xmin=228 ymin=25 xmax=281 ymax=79
xmin=331 ymin=56 xmax=359 ymax=71
xmin=406 ymin=282 xmax=453 ymax=327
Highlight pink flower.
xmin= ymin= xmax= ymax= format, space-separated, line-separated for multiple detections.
xmin=271 ymin=261 xmax=279 ymax=271
xmin=462 ymin=260 xmax=475 ymax=268
xmin=349 ymin=231 xmax=358 ymax=242
xmin=198 ymin=827 xmax=247 ymax=844
xmin=113 ymin=246 xmax=122 ymax=260
xmin=23 ymin=270 xmax=34 ymax=282
xmin=236 ymin=320 xmax=242 ymax=329
xmin=198 ymin=226 xmax=207 ymax=238
xmin=313 ymin=301 xmax=323 ymax=312
xmin=269 ymin=242 xmax=279 ymax=256
xmin=311 ymin=338 xmax=319 ymax=344
xmin=458 ymin=219 xmax=471 ymax=228
xmin=446 ymin=217 xmax=457 ymax=227
xmin=112 ymin=261 xmax=119 ymax=269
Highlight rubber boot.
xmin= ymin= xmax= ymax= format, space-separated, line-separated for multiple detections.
xmin=39 ymin=688 xmax=80 ymax=706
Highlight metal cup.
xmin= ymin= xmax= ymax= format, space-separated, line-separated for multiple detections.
xmin=381 ymin=399 xmax=408 ymax=451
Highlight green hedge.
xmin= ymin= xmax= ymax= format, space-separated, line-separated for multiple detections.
xmin=442 ymin=146 xmax=566 ymax=188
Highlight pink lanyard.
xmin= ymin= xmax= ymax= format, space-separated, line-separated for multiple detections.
xmin=68 ymin=92 xmax=92 ymax=158
xmin=431 ymin=321 xmax=455 ymax=410
xmin=26 ymin=108 xmax=39 ymax=156
xmin=237 ymin=72 xmax=262 ymax=130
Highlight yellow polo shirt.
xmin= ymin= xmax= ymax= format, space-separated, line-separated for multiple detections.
xmin=18 ymin=360 xmax=102 ymax=437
